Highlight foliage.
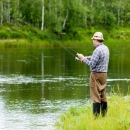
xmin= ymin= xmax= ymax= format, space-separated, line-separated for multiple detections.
xmin=1 ymin=24 xmax=130 ymax=47
xmin=0 ymin=0 xmax=130 ymax=37
xmin=55 ymin=93 xmax=130 ymax=130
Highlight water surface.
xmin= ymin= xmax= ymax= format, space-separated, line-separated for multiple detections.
xmin=0 ymin=43 xmax=130 ymax=129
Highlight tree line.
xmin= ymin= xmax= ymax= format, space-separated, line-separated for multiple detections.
xmin=0 ymin=0 xmax=130 ymax=34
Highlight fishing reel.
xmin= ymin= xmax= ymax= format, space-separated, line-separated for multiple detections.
xmin=75 ymin=57 xmax=81 ymax=61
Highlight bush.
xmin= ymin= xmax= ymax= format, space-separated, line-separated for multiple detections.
xmin=0 ymin=31 xmax=10 ymax=39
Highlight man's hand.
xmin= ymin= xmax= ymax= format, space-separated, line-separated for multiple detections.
xmin=77 ymin=53 xmax=85 ymax=61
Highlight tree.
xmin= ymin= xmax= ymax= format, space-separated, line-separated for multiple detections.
xmin=41 ymin=0 xmax=44 ymax=30
xmin=1 ymin=0 xmax=130 ymax=35
xmin=0 ymin=0 xmax=4 ymax=25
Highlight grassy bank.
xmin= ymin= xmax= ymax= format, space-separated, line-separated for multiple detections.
xmin=0 ymin=37 xmax=128 ymax=49
xmin=55 ymin=93 xmax=130 ymax=130
xmin=0 ymin=39 xmax=55 ymax=48
xmin=0 ymin=25 xmax=130 ymax=48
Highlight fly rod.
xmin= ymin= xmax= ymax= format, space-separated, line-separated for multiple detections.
xmin=43 ymin=32 xmax=81 ymax=61
xmin=17 ymin=20 xmax=80 ymax=60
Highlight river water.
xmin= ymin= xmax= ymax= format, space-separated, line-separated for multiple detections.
xmin=0 ymin=43 xmax=130 ymax=130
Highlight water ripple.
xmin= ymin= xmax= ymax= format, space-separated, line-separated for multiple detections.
xmin=0 ymin=74 xmax=129 ymax=85
xmin=0 ymin=74 xmax=87 ymax=85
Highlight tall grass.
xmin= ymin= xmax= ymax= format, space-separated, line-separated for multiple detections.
xmin=55 ymin=93 xmax=130 ymax=130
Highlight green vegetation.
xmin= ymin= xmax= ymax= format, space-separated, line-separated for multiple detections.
xmin=0 ymin=0 xmax=130 ymax=47
xmin=55 ymin=91 xmax=130 ymax=130
xmin=0 ymin=25 xmax=130 ymax=48
xmin=1 ymin=0 xmax=130 ymax=33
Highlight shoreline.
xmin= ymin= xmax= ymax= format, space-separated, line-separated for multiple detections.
xmin=0 ymin=38 xmax=129 ymax=48
xmin=55 ymin=94 xmax=130 ymax=130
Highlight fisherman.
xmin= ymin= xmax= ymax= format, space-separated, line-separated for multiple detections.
xmin=77 ymin=32 xmax=110 ymax=117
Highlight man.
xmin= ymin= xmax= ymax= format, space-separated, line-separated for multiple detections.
xmin=77 ymin=32 xmax=109 ymax=117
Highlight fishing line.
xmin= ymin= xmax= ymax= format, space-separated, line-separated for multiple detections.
xmin=43 ymin=32 xmax=77 ymax=58
xmin=18 ymin=20 xmax=77 ymax=57
xmin=17 ymin=20 xmax=80 ymax=60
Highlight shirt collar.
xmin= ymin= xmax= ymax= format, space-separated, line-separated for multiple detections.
xmin=94 ymin=43 xmax=103 ymax=48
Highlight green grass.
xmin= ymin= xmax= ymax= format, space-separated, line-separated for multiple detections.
xmin=55 ymin=93 xmax=130 ymax=130
xmin=0 ymin=39 xmax=58 ymax=48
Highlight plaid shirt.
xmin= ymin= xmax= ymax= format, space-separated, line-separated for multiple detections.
xmin=83 ymin=43 xmax=109 ymax=72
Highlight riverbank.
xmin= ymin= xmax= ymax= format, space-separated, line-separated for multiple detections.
xmin=0 ymin=39 xmax=52 ymax=48
xmin=55 ymin=93 xmax=130 ymax=130
xmin=0 ymin=25 xmax=130 ymax=48
xmin=0 ymin=38 xmax=129 ymax=49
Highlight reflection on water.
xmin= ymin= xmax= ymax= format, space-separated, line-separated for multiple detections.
xmin=0 ymin=44 xmax=130 ymax=129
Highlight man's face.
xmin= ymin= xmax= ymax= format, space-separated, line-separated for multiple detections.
xmin=92 ymin=39 xmax=100 ymax=46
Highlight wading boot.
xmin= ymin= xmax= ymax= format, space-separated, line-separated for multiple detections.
xmin=93 ymin=103 xmax=101 ymax=117
xmin=101 ymin=102 xmax=107 ymax=117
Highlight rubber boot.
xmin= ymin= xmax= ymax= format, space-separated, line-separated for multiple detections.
xmin=93 ymin=103 xmax=100 ymax=117
xmin=101 ymin=102 xmax=107 ymax=117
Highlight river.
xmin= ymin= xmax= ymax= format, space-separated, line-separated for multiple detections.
xmin=0 ymin=43 xmax=130 ymax=129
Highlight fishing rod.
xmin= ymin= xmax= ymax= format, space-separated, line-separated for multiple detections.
xmin=17 ymin=20 xmax=80 ymax=60
xmin=43 ymin=32 xmax=81 ymax=61
xmin=18 ymin=20 xmax=81 ymax=61
xmin=17 ymin=20 xmax=76 ymax=56
xmin=44 ymin=33 xmax=77 ymax=54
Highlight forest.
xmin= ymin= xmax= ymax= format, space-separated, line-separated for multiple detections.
xmin=0 ymin=0 xmax=130 ymax=41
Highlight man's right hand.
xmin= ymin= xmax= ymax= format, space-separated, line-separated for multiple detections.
xmin=77 ymin=53 xmax=85 ymax=61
